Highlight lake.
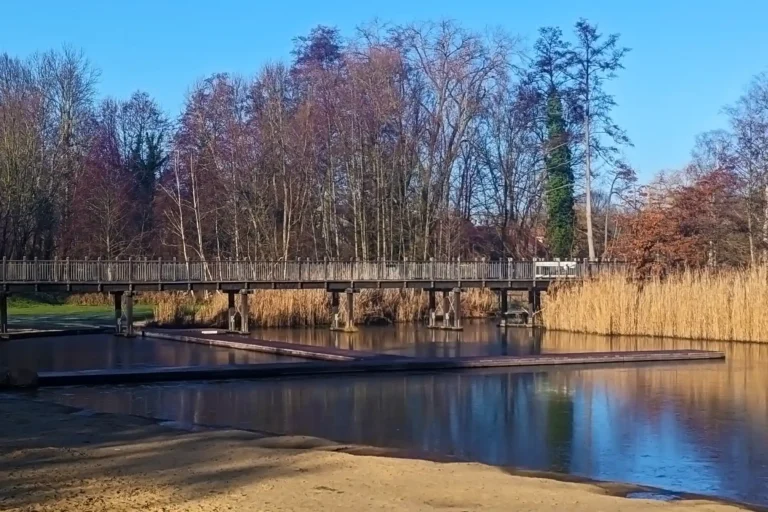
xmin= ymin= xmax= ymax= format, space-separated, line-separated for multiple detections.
xmin=19 ymin=322 xmax=768 ymax=506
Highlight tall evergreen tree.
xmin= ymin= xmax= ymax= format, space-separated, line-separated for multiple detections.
xmin=545 ymin=91 xmax=576 ymax=258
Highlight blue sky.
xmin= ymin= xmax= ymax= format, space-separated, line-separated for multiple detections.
xmin=3 ymin=0 xmax=767 ymax=181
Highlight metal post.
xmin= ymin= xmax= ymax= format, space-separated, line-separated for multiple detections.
xmin=124 ymin=291 xmax=134 ymax=337
xmin=0 ymin=292 xmax=8 ymax=334
xmin=453 ymin=287 xmax=462 ymax=330
xmin=227 ymin=292 xmax=237 ymax=332
xmin=113 ymin=291 xmax=124 ymax=334
xmin=239 ymin=291 xmax=249 ymax=334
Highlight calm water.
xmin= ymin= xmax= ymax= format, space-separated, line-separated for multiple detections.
xmin=28 ymin=324 xmax=768 ymax=506
xmin=0 ymin=334 xmax=298 ymax=371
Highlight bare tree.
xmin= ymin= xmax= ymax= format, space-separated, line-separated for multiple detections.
xmin=568 ymin=20 xmax=630 ymax=260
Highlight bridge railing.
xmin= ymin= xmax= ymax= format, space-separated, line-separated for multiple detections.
xmin=0 ymin=258 xmax=625 ymax=283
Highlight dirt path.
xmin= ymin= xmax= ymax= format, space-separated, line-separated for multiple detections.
xmin=0 ymin=395 xmax=749 ymax=512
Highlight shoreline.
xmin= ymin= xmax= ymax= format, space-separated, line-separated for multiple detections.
xmin=0 ymin=394 xmax=761 ymax=512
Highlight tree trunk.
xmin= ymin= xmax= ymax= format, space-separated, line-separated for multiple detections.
xmin=763 ymin=183 xmax=768 ymax=263
xmin=585 ymin=115 xmax=596 ymax=261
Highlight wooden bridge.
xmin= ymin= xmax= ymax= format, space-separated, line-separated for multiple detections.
xmin=0 ymin=258 xmax=621 ymax=335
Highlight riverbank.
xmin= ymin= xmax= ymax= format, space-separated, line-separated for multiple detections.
xmin=0 ymin=396 xmax=748 ymax=512
xmin=543 ymin=266 xmax=768 ymax=342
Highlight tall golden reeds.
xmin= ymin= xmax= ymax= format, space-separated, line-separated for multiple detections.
xmin=543 ymin=266 xmax=768 ymax=342
xmin=152 ymin=288 xmax=497 ymax=328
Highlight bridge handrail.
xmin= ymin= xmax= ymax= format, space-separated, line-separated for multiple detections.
xmin=0 ymin=258 xmax=625 ymax=283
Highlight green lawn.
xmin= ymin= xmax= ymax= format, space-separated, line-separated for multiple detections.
xmin=7 ymin=297 xmax=154 ymax=328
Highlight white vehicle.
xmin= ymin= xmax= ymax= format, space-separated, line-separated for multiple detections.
xmin=534 ymin=261 xmax=579 ymax=279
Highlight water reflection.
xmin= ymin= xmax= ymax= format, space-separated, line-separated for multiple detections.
xmin=252 ymin=321 xmax=543 ymax=357
xmin=0 ymin=334 xmax=298 ymax=371
xmin=39 ymin=328 xmax=768 ymax=505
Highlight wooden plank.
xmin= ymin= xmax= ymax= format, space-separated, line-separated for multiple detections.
xmin=36 ymin=350 xmax=725 ymax=387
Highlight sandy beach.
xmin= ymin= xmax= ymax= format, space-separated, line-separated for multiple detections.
xmin=0 ymin=395 xmax=750 ymax=512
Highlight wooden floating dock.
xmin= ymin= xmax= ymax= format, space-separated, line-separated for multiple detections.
xmin=36 ymin=349 xmax=725 ymax=387
xmin=145 ymin=329 xmax=401 ymax=362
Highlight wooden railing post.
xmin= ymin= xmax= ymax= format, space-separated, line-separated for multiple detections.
xmin=65 ymin=257 xmax=70 ymax=284
xmin=97 ymin=257 xmax=102 ymax=283
xmin=172 ymin=257 xmax=177 ymax=281
xmin=128 ymin=257 xmax=133 ymax=284
xmin=1 ymin=256 xmax=5 ymax=282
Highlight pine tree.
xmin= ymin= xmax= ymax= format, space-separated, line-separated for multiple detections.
xmin=545 ymin=91 xmax=576 ymax=258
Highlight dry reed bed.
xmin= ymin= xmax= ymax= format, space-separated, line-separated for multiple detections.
xmin=153 ymin=288 xmax=498 ymax=328
xmin=543 ymin=266 xmax=768 ymax=342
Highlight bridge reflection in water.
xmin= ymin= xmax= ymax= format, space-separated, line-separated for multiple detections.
xmin=37 ymin=325 xmax=768 ymax=506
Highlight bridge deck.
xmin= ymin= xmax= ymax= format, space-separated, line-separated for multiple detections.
xmin=0 ymin=259 xmax=622 ymax=293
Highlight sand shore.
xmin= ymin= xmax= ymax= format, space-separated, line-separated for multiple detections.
xmin=0 ymin=395 xmax=749 ymax=512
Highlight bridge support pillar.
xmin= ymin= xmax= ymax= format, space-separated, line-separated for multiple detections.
xmin=430 ymin=289 xmax=462 ymax=331
xmin=0 ymin=292 xmax=8 ymax=334
xmin=498 ymin=289 xmax=509 ymax=328
xmin=344 ymin=288 xmax=357 ymax=332
xmin=442 ymin=291 xmax=451 ymax=329
xmin=330 ymin=289 xmax=357 ymax=332
xmin=227 ymin=292 xmax=237 ymax=332
xmin=112 ymin=291 xmax=123 ymax=335
xmin=239 ymin=290 xmax=250 ymax=334
xmin=527 ymin=288 xmax=541 ymax=326
xmin=452 ymin=288 xmax=462 ymax=330
xmin=330 ymin=291 xmax=340 ymax=329
xmin=123 ymin=291 xmax=135 ymax=337
xmin=427 ymin=289 xmax=436 ymax=328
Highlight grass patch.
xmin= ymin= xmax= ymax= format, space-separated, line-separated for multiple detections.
xmin=8 ymin=299 xmax=153 ymax=320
